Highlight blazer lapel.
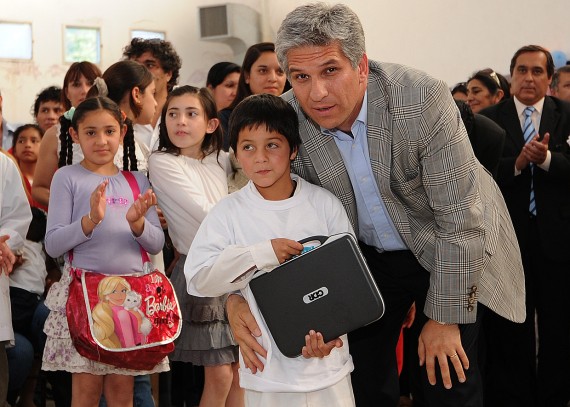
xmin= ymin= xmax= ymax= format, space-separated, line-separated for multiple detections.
xmin=539 ymin=97 xmax=561 ymax=138
xmin=501 ymin=99 xmax=525 ymax=149
xmin=366 ymin=74 xmax=393 ymax=191
xmin=296 ymin=110 xmax=359 ymax=230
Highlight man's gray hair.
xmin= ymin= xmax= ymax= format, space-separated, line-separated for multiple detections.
xmin=275 ymin=3 xmax=366 ymax=76
xmin=550 ymin=65 xmax=570 ymax=91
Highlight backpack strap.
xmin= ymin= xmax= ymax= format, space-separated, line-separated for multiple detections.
xmin=122 ymin=171 xmax=152 ymax=264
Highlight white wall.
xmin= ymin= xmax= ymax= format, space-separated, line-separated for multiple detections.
xmin=2 ymin=0 xmax=568 ymax=124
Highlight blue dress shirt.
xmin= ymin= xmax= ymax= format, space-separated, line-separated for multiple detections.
xmin=321 ymin=91 xmax=407 ymax=252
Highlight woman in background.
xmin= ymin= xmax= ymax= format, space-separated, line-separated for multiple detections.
xmin=206 ymin=62 xmax=241 ymax=114
xmin=218 ymin=43 xmax=287 ymax=143
xmin=32 ymin=61 xmax=102 ymax=207
xmin=466 ymin=68 xmax=510 ymax=113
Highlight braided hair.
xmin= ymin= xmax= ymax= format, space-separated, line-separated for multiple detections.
xmin=57 ymin=113 xmax=74 ymax=168
xmin=122 ymin=117 xmax=138 ymax=171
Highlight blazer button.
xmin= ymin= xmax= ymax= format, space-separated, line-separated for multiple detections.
xmin=471 ymin=285 xmax=478 ymax=292
xmin=468 ymin=298 xmax=476 ymax=304
xmin=467 ymin=305 xmax=474 ymax=312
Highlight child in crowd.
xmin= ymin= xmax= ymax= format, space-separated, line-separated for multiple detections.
xmin=7 ymin=124 xmax=51 ymax=406
xmin=32 ymin=86 xmax=63 ymax=133
xmin=1 ymin=150 xmax=32 ymax=407
xmin=42 ymin=97 xmax=166 ymax=407
xmin=11 ymin=124 xmax=46 ymax=210
xmin=185 ymin=94 xmax=356 ymax=406
xmin=148 ymin=86 xmax=242 ymax=407
xmin=35 ymin=61 xmax=159 ymax=407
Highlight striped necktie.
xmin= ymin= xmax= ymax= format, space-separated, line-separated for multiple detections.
xmin=522 ymin=106 xmax=537 ymax=216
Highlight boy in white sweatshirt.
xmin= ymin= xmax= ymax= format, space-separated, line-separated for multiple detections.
xmin=185 ymin=94 xmax=356 ymax=406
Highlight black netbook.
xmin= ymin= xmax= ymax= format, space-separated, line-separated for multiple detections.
xmin=249 ymin=233 xmax=385 ymax=358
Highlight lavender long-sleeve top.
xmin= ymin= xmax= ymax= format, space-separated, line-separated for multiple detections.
xmin=45 ymin=164 xmax=164 ymax=274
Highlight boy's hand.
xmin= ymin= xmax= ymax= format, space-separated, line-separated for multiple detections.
xmin=270 ymin=238 xmax=303 ymax=264
xmin=302 ymin=330 xmax=343 ymax=359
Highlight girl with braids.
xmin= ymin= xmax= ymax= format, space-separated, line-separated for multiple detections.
xmin=33 ymin=61 xmax=102 ymax=207
xmin=31 ymin=60 xmax=157 ymax=406
xmin=42 ymin=96 xmax=166 ymax=407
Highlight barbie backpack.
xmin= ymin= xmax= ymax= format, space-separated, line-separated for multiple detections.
xmin=65 ymin=171 xmax=181 ymax=370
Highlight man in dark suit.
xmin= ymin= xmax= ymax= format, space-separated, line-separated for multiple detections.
xmin=481 ymin=45 xmax=570 ymax=407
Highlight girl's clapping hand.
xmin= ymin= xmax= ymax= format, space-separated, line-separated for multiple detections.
xmin=126 ymin=189 xmax=157 ymax=223
xmin=89 ymin=180 xmax=109 ymax=224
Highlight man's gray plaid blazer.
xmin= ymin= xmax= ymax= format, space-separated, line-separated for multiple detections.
xmin=286 ymin=60 xmax=525 ymax=325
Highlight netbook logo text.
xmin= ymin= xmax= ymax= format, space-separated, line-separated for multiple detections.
xmin=303 ymin=287 xmax=329 ymax=304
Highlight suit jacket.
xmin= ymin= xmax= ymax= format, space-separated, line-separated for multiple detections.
xmin=285 ymin=60 xmax=525 ymax=324
xmin=481 ymin=97 xmax=570 ymax=262
xmin=469 ymin=113 xmax=506 ymax=179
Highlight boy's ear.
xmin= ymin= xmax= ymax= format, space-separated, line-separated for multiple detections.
xmin=69 ymin=127 xmax=80 ymax=144
xmin=206 ymin=118 xmax=220 ymax=134
xmin=289 ymin=146 xmax=298 ymax=161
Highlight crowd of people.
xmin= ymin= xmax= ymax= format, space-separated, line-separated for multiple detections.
xmin=1 ymin=2 xmax=569 ymax=407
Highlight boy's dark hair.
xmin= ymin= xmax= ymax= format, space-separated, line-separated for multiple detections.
xmin=228 ymin=94 xmax=301 ymax=155
xmin=123 ymin=38 xmax=182 ymax=92
xmin=157 ymin=85 xmax=222 ymax=160
xmin=32 ymin=86 xmax=62 ymax=117
xmin=12 ymin=124 xmax=43 ymax=151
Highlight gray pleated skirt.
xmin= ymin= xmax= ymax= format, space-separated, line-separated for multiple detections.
xmin=169 ymin=255 xmax=239 ymax=366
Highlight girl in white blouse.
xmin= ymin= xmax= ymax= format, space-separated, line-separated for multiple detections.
xmin=148 ymin=86 xmax=242 ymax=407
